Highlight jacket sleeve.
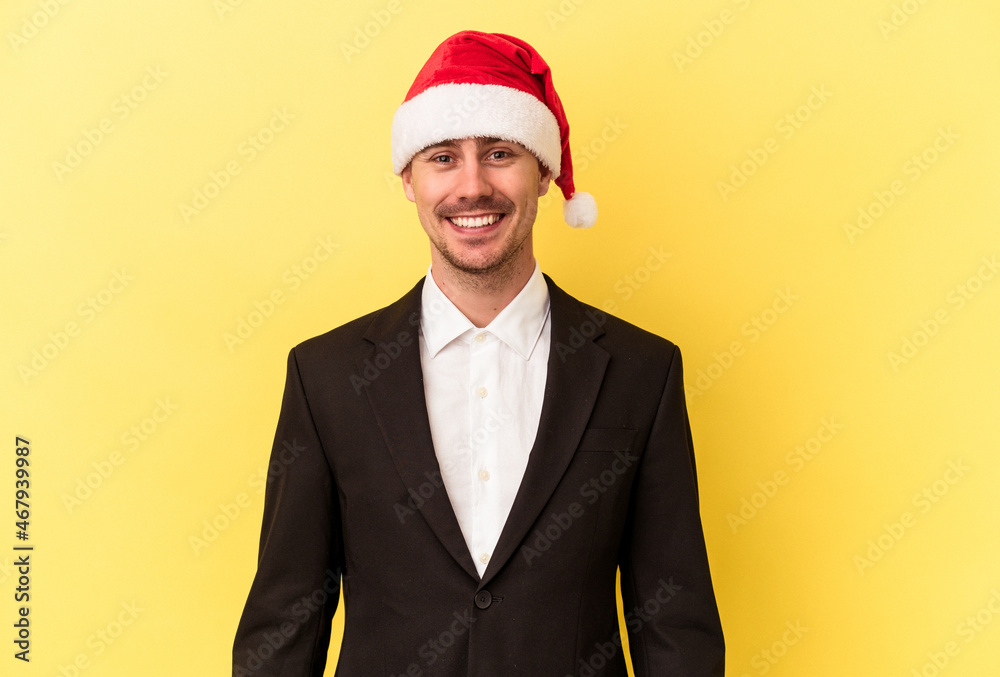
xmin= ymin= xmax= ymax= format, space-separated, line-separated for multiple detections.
xmin=619 ymin=344 xmax=725 ymax=676
xmin=233 ymin=348 xmax=345 ymax=677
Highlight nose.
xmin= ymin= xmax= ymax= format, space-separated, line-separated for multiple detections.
xmin=454 ymin=158 xmax=492 ymax=201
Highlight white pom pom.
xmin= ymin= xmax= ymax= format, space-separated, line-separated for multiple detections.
xmin=562 ymin=192 xmax=597 ymax=228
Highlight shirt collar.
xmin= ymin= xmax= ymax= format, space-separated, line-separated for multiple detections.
xmin=420 ymin=260 xmax=550 ymax=361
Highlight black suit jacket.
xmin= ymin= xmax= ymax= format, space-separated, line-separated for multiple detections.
xmin=234 ymin=274 xmax=724 ymax=676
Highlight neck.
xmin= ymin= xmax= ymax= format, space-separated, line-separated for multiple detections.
xmin=429 ymin=253 xmax=535 ymax=328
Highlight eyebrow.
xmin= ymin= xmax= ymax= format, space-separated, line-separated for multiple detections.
xmin=417 ymin=137 xmax=513 ymax=156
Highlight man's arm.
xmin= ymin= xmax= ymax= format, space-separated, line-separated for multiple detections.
xmin=233 ymin=348 xmax=345 ymax=677
xmin=619 ymin=344 xmax=725 ymax=676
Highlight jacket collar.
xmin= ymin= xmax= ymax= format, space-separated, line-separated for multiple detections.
xmin=420 ymin=260 xmax=550 ymax=361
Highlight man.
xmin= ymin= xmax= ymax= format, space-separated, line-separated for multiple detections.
xmin=234 ymin=31 xmax=724 ymax=676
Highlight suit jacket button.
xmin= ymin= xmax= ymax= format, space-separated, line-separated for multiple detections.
xmin=474 ymin=591 xmax=492 ymax=609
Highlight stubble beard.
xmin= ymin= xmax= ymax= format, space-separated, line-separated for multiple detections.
xmin=432 ymin=196 xmax=537 ymax=293
xmin=435 ymin=227 xmax=531 ymax=293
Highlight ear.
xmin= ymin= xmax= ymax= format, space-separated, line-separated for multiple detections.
xmin=537 ymin=163 xmax=551 ymax=197
xmin=400 ymin=165 xmax=416 ymax=203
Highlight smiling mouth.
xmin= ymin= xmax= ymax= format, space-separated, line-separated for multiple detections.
xmin=447 ymin=213 xmax=504 ymax=229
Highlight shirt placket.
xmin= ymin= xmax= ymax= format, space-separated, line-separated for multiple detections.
xmin=468 ymin=329 xmax=499 ymax=572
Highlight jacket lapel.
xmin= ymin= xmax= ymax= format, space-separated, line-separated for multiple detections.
xmin=480 ymin=275 xmax=609 ymax=585
xmin=358 ymin=279 xmax=481 ymax=581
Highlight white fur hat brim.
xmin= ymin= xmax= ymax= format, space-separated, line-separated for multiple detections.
xmin=391 ymin=83 xmax=562 ymax=176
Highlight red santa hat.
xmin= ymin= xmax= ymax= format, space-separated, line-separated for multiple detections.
xmin=390 ymin=30 xmax=597 ymax=228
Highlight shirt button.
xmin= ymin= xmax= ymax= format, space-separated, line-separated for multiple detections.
xmin=479 ymin=552 xmax=489 ymax=564
xmin=477 ymin=386 xmax=488 ymax=398
xmin=474 ymin=332 xmax=487 ymax=343
xmin=478 ymin=469 xmax=490 ymax=482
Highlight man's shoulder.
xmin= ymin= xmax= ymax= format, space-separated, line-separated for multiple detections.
xmin=291 ymin=278 xmax=424 ymax=362
xmin=545 ymin=274 xmax=680 ymax=357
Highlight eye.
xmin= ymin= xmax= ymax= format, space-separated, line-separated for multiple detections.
xmin=431 ymin=154 xmax=453 ymax=164
xmin=488 ymin=150 xmax=509 ymax=161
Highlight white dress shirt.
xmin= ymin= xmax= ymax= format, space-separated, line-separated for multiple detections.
xmin=419 ymin=261 xmax=551 ymax=577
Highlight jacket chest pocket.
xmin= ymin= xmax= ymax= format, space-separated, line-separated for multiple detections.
xmin=574 ymin=428 xmax=641 ymax=509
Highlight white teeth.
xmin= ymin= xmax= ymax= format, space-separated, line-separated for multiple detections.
xmin=450 ymin=214 xmax=501 ymax=228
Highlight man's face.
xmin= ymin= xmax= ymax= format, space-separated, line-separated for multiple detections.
xmin=401 ymin=137 xmax=550 ymax=278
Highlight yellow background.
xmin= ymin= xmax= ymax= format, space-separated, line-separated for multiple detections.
xmin=2 ymin=0 xmax=999 ymax=674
